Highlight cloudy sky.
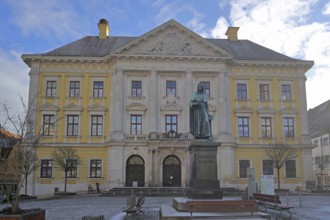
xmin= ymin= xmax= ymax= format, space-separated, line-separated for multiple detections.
xmin=0 ymin=0 xmax=329 ymax=118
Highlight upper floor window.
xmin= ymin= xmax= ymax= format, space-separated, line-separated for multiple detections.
xmin=259 ymin=84 xmax=270 ymax=101
xmin=238 ymin=117 xmax=249 ymax=137
xmin=130 ymin=115 xmax=142 ymax=135
xmin=46 ymin=81 xmax=57 ymax=97
xmin=66 ymin=159 xmax=78 ymax=178
xmin=90 ymin=159 xmax=102 ymax=178
xmin=237 ymin=83 xmax=247 ymax=100
xmin=166 ymin=81 xmax=176 ymax=96
xmin=67 ymin=115 xmax=79 ymax=136
xmin=40 ymin=159 xmax=53 ymax=178
xmin=281 ymin=84 xmax=291 ymax=100
xmin=321 ymin=137 xmax=329 ymax=147
xmin=261 ymin=117 xmax=272 ymax=138
xmin=91 ymin=115 xmax=103 ymax=136
xmin=313 ymin=139 xmax=319 ymax=147
xmin=283 ymin=117 xmax=294 ymax=137
xmin=239 ymin=160 xmax=250 ymax=178
xmin=200 ymin=81 xmax=210 ymax=96
xmin=165 ymin=115 xmax=177 ymax=133
xmin=131 ymin=81 xmax=142 ymax=97
xmin=42 ymin=115 xmax=55 ymax=136
xmin=93 ymin=81 xmax=104 ymax=98
xmin=262 ymin=160 xmax=274 ymax=175
xmin=69 ymin=81 xmax=80 ymax=97
xmin=285 ymin=160 xmax=296 ymax=178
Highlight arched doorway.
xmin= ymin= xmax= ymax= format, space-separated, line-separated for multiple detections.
xmin=126 ymin=155 xmax=145 ymax=187
xmin=163 ymin=155 xmax=181 ymax=187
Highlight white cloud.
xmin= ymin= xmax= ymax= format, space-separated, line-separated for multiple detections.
xmin=211 ymin=17 xmax=229 ymax=38
xmin=323 ymin=1 xmax=330 ymax=15
xmin=0 ymin=49 xmax=29 ymax=127
xmin=211 ymin=0 xmax=330 ymax=108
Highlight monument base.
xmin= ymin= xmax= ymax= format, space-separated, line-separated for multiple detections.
xmin=188 ymin=140 xmax=222 ymax=199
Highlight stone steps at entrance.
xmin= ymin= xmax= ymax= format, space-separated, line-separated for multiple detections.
xmin=101 ymin=187 xmax=244 ymax=197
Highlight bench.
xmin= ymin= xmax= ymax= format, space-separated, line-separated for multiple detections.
xmin=122 ymin=195 xmax=145 ymax=216
xmin=253 ymin=193 xmax=294 ymax=219
xmin=186 ymin=200 xmax=270 ymax=219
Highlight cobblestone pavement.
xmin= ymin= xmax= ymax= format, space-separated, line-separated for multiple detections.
xmin=1 ymin=193 xmax=330 ymax=220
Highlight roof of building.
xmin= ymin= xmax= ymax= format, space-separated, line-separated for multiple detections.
xmin=0 ymin=129 xmax=20 ymax=140
xmin=308 ymin=99 xmax=330 ymax=137
xmin=41 ymin=36 xmax=297 ymax=62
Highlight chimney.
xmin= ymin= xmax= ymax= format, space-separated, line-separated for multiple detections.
xmin=225 ymin=27 xmax=239 ymax=41
xmin=98 ymin=18 xmax=110 ymax=39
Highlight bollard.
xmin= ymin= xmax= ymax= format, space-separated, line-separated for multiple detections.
xmin=81 ymin=215 xmax=105 ymax=220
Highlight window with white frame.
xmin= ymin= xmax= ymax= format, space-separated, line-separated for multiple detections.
xmin=237 ymin=83 xmax=247 ymax=100
xmin=130 ymin=115 xmax=142 ymax=135
xmin=93 ymin=81 xmax=104 ymax=97
xmin=261 ymin=117 xmax=272 ymax=138
xmin=66 ymin=159 xmax=78 ymax=178
xmin=285 ymin=160 xmax=296 ymax=178
xmin=69 ymin=81 xmax=80 ymax=97
xmin=166 ymin=81 xmax=176 ymax=96
xmin=131 ymin=81 xmax=142 ymax=97
xmin=90 ymin=159 xmax=102 ymax=178
xmin=238 ymin=117 xmax=249 ymax=137
xmin=42 ymin=114 xmax=55 ymax=136
xmin=313 ymin=139 xmax=319 ymax=147
xmin=281 ymin=84 xmax=291 ymax=100
xmin=91 ymin=115 xmax=103 ymax=136
xmin=259 ymin=84 xmax=270 ymax=101
xmin=40 ymin=159 xmax=53 ymax=178
xmin=283 ymin=117 xmax=294 ymax=137
xmin=322 ymin=137 xmax=329 ymax=147
xmin=67 ymin=115 xmax=79 ymax=136
xmin=165 ymin=115 xmax=177 ymax=133
xmin=46 ymin=81 xmax=57 ymax=97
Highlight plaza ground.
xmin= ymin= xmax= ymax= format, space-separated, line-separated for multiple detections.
xmin=1 ymin=193 xmax=330 ymax=219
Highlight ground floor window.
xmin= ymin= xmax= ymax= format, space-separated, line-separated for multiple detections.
xmin=239 ymin=160 xmax=250 ymax=178
xmin=262 ymin=159 xmax=274 ymax=175
xmin=285 ymin=160 xmax=296 ymax=178
xmin=40 ymin=159 xmax=53 ymax=178
xmin=90 ymin=159 xmax=102 ymax=178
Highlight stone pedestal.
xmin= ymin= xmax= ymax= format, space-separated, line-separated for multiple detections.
xmin=188 ymin=140 xmax=222 ymax=199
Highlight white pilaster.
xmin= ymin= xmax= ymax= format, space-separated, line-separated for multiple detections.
xmin=297 ymin=74 xmax=311 ymax=144
xmin=218 ymin=72 xmax=233 ymax=142
xmin=186 ymin=71 xmax=193 ymax=131
xmin=149 ymin=70 xmax=158 ymax=132
xmin=110 ymin=69 xmax=125 ymax=141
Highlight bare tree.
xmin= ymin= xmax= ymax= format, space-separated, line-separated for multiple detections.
xmin=266 ymin=143 xmax=297 ymax=189
xmin=52 ymin=146 xmax=81 ymax=192
xmin=0 ymin=95 xmax=40 ymax=214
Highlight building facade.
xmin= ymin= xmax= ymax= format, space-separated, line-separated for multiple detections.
xmin=22 ymin=19 xmax=314 ymax=196
xmin=309 ymin=100 xmax=330 ymax=189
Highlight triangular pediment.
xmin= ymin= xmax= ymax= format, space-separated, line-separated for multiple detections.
xmin=63 ymin=103 xmax=83 ymax=111
xmin=87 ymin=103 xmax=107 ymax=112
xmin=39 ymin=103 xmax=59 ymax=112
xmin=126 ymin=103 xmax=147 ymax=112
xmin=160 ymin=103 xmax=183 ymax=112
xmin=257 ymin=106 xmax=276 ymax=114
xmin=279 ymin=106 xmax=299 ymax=114
xmin=111 ymin=20 xmax=232 ymax=58
xmin=234 ymin=106 xmax=254 ymax=113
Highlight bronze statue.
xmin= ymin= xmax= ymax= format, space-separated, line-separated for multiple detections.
xmin=189 ymin=83 xmax=213 ymax=139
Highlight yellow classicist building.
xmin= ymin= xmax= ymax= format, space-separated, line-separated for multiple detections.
xmin=22 ymin=19 xmax=314 ymax=196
